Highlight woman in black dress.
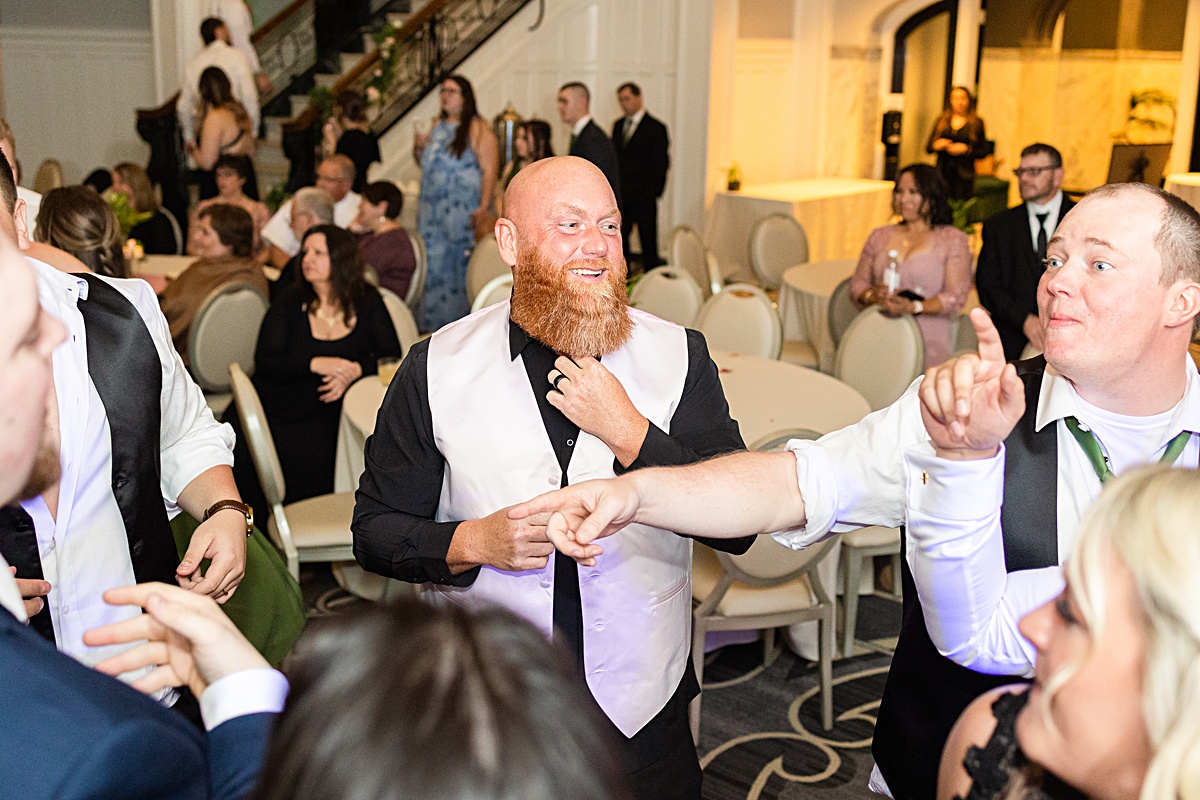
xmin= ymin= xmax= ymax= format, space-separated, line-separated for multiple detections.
xmin=231 ymin=224 xmax=399 ymax=517
xmin=322 ymin=89 xmax=380 ymax=194
xmin=939 ymin=466 xmax=1200 ymax=800
xmin=926 ymin=86 xmax=986 ymax=202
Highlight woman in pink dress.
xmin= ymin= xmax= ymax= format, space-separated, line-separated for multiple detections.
xmin=850 ymin=163 xmax=972 ymax=367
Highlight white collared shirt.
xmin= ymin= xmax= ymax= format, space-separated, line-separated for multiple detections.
xmin=621 ymin=108 xmax=646 ymax=141
xmin=902 ymin=359 xmax=1200 ymax=676
xmin=260 ymin=191 xmax=362 ymax=257
xmin=572 ymin=114 xmax=592 ymax=139
xmin=176 ymin=39 xmax=260 ymax=142
xmin=24 ymin=259 xmax=235 ymax=687
xmin=1025 ymin=190 xmax=1064 ymax=253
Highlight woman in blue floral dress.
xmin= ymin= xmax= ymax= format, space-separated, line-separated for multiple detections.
xmin=413 ymin=74 xmax=498 ymax=331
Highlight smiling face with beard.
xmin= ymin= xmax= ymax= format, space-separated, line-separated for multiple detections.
xmin=501 ymin=157 xmax=633 ymax=358
xmin=508 ymin=241 xmax=633 ymax=358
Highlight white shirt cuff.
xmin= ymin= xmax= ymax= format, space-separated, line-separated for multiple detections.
xmin=904 ymin=444 xmax=1005 ymax=527
xmin=200 ymin=667 xmax=289 ymax=731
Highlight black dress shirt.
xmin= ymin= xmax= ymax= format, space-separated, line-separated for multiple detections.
xmin=352 ymin=320 xmax=753 ymax=767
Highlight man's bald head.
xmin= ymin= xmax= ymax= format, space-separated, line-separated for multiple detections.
xmin=501 ymin=156 xmax=617 ymax=239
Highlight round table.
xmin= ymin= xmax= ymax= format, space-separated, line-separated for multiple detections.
xmin=777 ymin=259 xmax=858 ymax=373
xmin=335 ymin=377 xmax=388 ymax=493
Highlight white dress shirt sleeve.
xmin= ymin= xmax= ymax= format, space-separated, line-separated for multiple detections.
xmin=903 ymin=445 xmax=1055 ymax=677
xmin=261 ymin=200 xmax=298 ymax=256
xmin=105 ymin=278 xmax=236 ymax=506
xmin=231 ymin=48 xmax=260 ymax=133
xmin=772 ymin=378 xmax=928 ymax=549
xmin=178 ymin=64 xmax=200 ymax=144
xmin=200 ymin=667 xmax=288 ymax=730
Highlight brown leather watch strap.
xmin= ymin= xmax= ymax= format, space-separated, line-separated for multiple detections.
xmin=203 ymin=499 xmax=254 ymax=537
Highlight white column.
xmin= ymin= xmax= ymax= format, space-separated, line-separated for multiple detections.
xmin=1171 ymin=0 xmax=1200 ymax=174
xmin=951 ymin=0 xmax=982 ymax=90
xmin=150 ymin=0 xmax=204 ymax=104
xmin=704 ymin=0 xmax=738 ymax=212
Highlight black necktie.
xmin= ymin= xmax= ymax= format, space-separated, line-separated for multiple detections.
xmin=1035 ymin=212 xmax=1049 ymax=261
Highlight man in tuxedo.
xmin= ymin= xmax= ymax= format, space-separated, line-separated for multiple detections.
xmin=557 ymin=82 xmax=621 ymax=204
xmin=0 ymin=234 xmax=284 ymax=799
xmin=976 ymin=143 xmax=1074 ymax=360
xmin=612 ymin=83 xmax=669 ymax=272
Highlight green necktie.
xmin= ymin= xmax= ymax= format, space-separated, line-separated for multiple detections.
xmin=569 ymin=132 xmax=577 ymax=151
xmin=1064 ymin=416 xmax=1192 ymax=483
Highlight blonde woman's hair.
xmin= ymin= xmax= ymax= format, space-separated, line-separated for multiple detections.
xmin=112 ymin=162 xmax=159 ymax=214
xmin=1049 ymin=465 xmax=1200 ymax=800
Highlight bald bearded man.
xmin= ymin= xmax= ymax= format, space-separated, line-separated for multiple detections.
xmin=351 ymin=156 xmax=751 ymax=799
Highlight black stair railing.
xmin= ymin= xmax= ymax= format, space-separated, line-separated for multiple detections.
xmin=280 ymin=0 xmax=536 ymax=189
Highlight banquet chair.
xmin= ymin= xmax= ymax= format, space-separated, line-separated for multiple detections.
xmin=838 ymin=526 xmax=901 ymax=658
xmin=229 ymin=363 xmax=356 ymax=580
xmin=834 ymin=306 xmax=924 ymax=411
xmin=628 ymin=266 xmax=704 ymax=326
xmin=405 ymin=230 xmax=427 ymax=311
xmin=471 ymin=274 xmax=514 ymax=312
xmin=32 ymin=158 xmax=64 ymax=195
xmin=378 ymin=287 xmax=421 ymax=359
xmin=158 ymin=206 xmax=184 ymax=255
xmin=690 ymin=524 xmax=836 ymax=741
xmin=465 ymin=233 xmax=511 ymax=304
xmin=668 ymin=225 xmax=721 ymax=297
xmin=827 ymin=278 xmax=859 ymax=347
xmin=188 ymin=281 xmax=269 ymax=415
xmin=695 ymin=284 xmax=782 ymax=359
xmin=749 ymin=214 xmax=809 ymax=291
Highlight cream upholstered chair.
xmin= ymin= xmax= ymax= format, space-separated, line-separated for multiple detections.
xmin=834 ymin=305 xmax=924 ymax=411
xmin=378 ymin=287 xmax=421 ymax=359
xmin=838 ymin=526 xmax=901 ymax=658
xmin=691 ymin=538 xmax=836 ymax=740
xmin=689 ymin=426 xmax=835 ymax=740
xmin=405 ymin=230 xmax=428 ymax=310
xmin=471 ymin=273 xmax=514 ymax=312
xmin=465 ymin=233 xmax=511 ymax=304
xmin=749 ymin=214 xmax=809 ymax=291
xmin=32 ymin=158 xmax=64 ymax=195
xmin=827 ymin=277 xmax=859 ymax=348
xmin=695 ymin=284 xmax=783 ymax=359
xmin=668 ymin=225 xmax=720 ymax=297
xmin=229 ymin=364 xmax=356 ymax=580
xmin=188 ymin=282 xmax=269 ymax=415
xmin=629 ymin=266 xmax=704 ymax=327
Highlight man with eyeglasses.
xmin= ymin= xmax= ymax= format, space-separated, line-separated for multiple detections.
xmin=976 ymin=143 xmax=1073 ymax=360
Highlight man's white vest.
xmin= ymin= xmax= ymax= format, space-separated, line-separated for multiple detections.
xmin=425 ymin=301 xmax=693 ymax=736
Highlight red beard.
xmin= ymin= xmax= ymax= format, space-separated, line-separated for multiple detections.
xmin=508 ymin=244 xmax=633 ymax=357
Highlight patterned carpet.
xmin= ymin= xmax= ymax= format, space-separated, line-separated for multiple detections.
xmin=298 ymin=566 xmax=901 ymax=800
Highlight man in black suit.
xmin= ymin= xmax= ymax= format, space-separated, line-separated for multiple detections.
xmin=612 ymin=82 xmax=669 ymax=271
xmin=976 ymin=143 xmax=1074 ymax=360
xmin=558 ymin=82 xmax=621 ymax=204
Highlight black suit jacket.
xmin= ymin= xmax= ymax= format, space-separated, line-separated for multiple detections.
xmin=612 ymin=113 xmax=669 ymax=208
xmin=975 ymin=197 xmax=1075 ymax=360
xmin=0 ymin=606 xmax=273 ymax=799
xmin=569 ymin=119 xmax=622 ymax=204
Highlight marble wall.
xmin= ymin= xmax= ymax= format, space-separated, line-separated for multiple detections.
xmin=979 ymin=46 xmax=1182 ymax=200
xmin=824 ymin=46 xmax=882 ymax=178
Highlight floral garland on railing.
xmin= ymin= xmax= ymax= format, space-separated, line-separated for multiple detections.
xmin=367 ymin=24 xmax=400 ymax=106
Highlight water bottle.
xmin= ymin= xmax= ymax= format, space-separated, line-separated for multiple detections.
xmin=884 ymin=249 xmax=901 ymax=294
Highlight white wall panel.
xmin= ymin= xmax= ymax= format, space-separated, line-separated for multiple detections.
xmin=0 ymin=27 xmax=154 ymax=185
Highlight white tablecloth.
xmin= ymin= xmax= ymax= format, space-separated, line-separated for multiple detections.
xmin=777 ymin=259 xmax=858 ymax=373
xmin=704 ymin=178 xmax=894 ymax=283
xmin=1165 ymin=173 xmax=1200 ymax=211
xmin=133 ymin=254 xmax=195 ymax=280
xmin=335 ymin=377 xmax=388 ymax=493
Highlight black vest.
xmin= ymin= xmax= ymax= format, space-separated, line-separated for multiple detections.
xmin=872 ymin=357 xmax=1059 ymax=800
xmin=0 ymin=275 xmax=178 ymax=641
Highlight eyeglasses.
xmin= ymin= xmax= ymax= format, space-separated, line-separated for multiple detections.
xmin=1013 ymin=165 xmax=1058 ymax=177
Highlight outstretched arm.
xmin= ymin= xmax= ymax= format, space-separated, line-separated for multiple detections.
xmin=509 ymin=450 xmax=804 ymax=561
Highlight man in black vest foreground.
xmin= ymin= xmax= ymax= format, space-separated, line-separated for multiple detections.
xmin=0 ymin=156 xmax=253 ymax=706
xmin=510 ymin=182 xmax=1200 ymax=799
xmin=976 ymin=143 xmax=1074 ymax=360
xmin=0 ymin=232 xmax=282 ymax=799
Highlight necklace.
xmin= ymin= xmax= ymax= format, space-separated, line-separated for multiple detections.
xmin=311 ymin=304 xmax=342 ymax=324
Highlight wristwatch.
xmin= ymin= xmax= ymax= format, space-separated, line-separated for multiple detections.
xmin=203 ymin=499 xmax=255 ymax=537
